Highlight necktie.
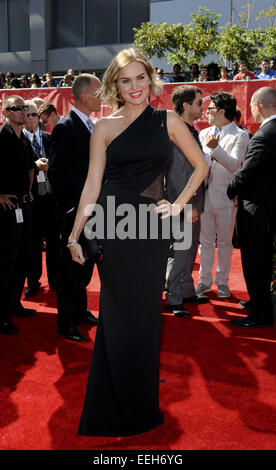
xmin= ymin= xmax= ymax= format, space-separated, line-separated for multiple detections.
xmin=33 ymin=134 xmax=41 ymax=157
xmin=87 ymin=118 xmax=93 ymax=133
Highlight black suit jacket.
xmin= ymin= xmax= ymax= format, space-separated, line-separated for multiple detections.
xmin=42 ymin=131 xmax=51 ymax=155
xmin=48 ymin=110 xmax=91 ymax=213
xmin=227 ymin=118 xmax=276 ymax=234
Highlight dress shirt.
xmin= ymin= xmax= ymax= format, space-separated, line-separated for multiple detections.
xmin=216 ymin=121 xmax=233 ymax=140
xmin=206 ymin=122 xmax=239 ymax=170
xmin=208 ymin=122 xmax=233 ymax=157
xmin=260 ymin=114 xmax=276 ymax=127
xmin=71 ymin=106 xmax=94 ymax=132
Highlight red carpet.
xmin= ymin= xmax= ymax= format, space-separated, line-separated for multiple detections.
xmin=0 ymin=249 xmax=276 ymax=451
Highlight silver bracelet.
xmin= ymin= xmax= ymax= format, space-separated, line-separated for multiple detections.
xmin=186 ymin=185 xmax=197 ymax=196
xmin=67 ymin=239 xmax=79 ymax=248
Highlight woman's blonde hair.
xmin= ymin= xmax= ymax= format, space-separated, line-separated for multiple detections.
xmin=100 ymin=47 xmax=163 ymax=109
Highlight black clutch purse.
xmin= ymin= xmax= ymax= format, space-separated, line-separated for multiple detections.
xmin=79 ymin=232 xmax=103 ymax=264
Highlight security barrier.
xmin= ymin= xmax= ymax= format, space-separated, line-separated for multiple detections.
xmin=1 ymin=80 xmax=275 ymax=134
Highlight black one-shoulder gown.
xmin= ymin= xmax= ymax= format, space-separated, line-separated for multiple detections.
xmin=78 ymin=105 xmax=171 ymax=436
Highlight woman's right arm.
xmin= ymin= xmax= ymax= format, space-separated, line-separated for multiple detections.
xmin=68 ymin=120 xmax=108 ymax=264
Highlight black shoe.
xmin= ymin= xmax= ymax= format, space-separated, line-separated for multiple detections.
xmin=14 ymin=304 xmax=36 ymax=317
xmin=77 ymin=310 xmax=98 ymax=325
xmin=58 ymin=325 xmax=87 ymax=342
xmin=0 ymin=320 xmax=19 ymax=335
xmin=183 ymin=295 xmax=209 ymax=304
xmin=231 ymin=317 xmax=273 ymax=328
xmin=167 ymin=304 xmax=190 ymax=318
xmin=239 ymin=300 xmax=253 ymax=310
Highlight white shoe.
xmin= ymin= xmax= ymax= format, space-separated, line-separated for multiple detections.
xmin=217 ymin=285 xmax=231 ymax=298
xmin=195 ymin=283 xmax=212 ymax=296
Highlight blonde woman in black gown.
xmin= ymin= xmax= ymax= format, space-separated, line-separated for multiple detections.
xmin=68 ymin=48 xmax=208 ymax=437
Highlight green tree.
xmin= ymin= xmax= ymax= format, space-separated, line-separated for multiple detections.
xmin=255 ymin=6 xmax=276 ymax=62
xmin=133 ymin=21 xmax=190 ymax=68
xmin=133 ymin=3 xmax=275 ymax=70
xmin=133 ymin=6 xmax=220 ymax=69
xmin=214 ymin=23 xmax=263 ymax=68
xmin=260 ymin=26 xmax=276 ymax=61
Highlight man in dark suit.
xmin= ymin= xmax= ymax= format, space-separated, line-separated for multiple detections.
xmin=23 ymin=100 xmax=59 ymax=296
xmin=0 ymin=95 xmax=36 ymax=335
xmin=227 ymin=86 xmax=276 ymax=328
xmin=49 ymin=73 xmax=102 ymax=341
xmin=166 ymin=85 xmax=208 ymax=317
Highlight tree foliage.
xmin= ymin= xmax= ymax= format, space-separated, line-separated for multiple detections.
xmin=133 ymin=7 xmax=220 ymax=69
xmin=214 ymin=24 xmax=263 ymax=68
xmin=132 ymin=3 xmax=276 ymax=69
xmin=261 ymin=26 xmax=276 ymax=60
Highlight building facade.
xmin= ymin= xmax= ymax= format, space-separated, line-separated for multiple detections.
xmin=0 ymin=0 xmax=150 ymax=75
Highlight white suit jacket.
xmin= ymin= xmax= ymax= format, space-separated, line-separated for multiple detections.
xmin=199 ymin=122 xmax=249 ymax=208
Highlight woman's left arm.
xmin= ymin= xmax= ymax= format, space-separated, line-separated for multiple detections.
xmin=156 ymin=110 xmax=208 ymax=218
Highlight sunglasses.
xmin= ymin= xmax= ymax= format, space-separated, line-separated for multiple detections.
xmin=5 ymin=105 xmax=29 ymax=112
xmin=187 ymin=99 xmax=203 ymax=106
xmin=40 ymin=115 xmax=51 ymax=124
xmin=4 ymin=105 xmax=29 ymax=112
xmin=27 ymin=112 xmax=38 ymax=117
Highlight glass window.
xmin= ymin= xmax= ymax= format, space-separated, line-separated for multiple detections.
xmin=120 ymin=0 xmax=149 ymax=43
xmin=0 ymin=0 xmax=8 ymax=52
xmin=85 ymin=0 xmax=117 ymax=46
xmin=7 ymin=0 xmax=30 ymax=52
xmin=52 ymin=0 xmax=84 ymax=48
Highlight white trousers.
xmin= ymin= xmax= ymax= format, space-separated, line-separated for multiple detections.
xmin=199 ymin=195 xmax=237 ymax=287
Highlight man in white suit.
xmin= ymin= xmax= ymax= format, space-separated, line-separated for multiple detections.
xmin=195 ymin=92 xmax=249 ymax=298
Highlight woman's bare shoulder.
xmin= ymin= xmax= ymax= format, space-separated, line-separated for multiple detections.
xmin=92 ymin=115 xmax=114 ymax=136
xmin=92 ymin=112 xmax=125 ymax=148
xmin=166 ymin=109 xmax=182 ymax=125
xmin=93 ymin=112 xmax=123 ymax=132
xmin=166 ymin=109 xmax=189 ymax=135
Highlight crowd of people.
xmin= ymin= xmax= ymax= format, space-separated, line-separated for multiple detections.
xmin=157 ymin=58 xmax=276 ymax=83
xmin=0 ymin=47 xmax=275 ymax=437
xmin=0 ymin=69 xmax=76 ymax=89
xmin=1 ymin=57 xmax=276 ymax=92
xmin=0 ymin=58 xmax=275 ymax=331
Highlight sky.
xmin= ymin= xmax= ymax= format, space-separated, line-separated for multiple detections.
xmin=150 ymin=0 xmax=275 ymax=28
xmin=149 ymin=0 xmax=275 ymax=70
